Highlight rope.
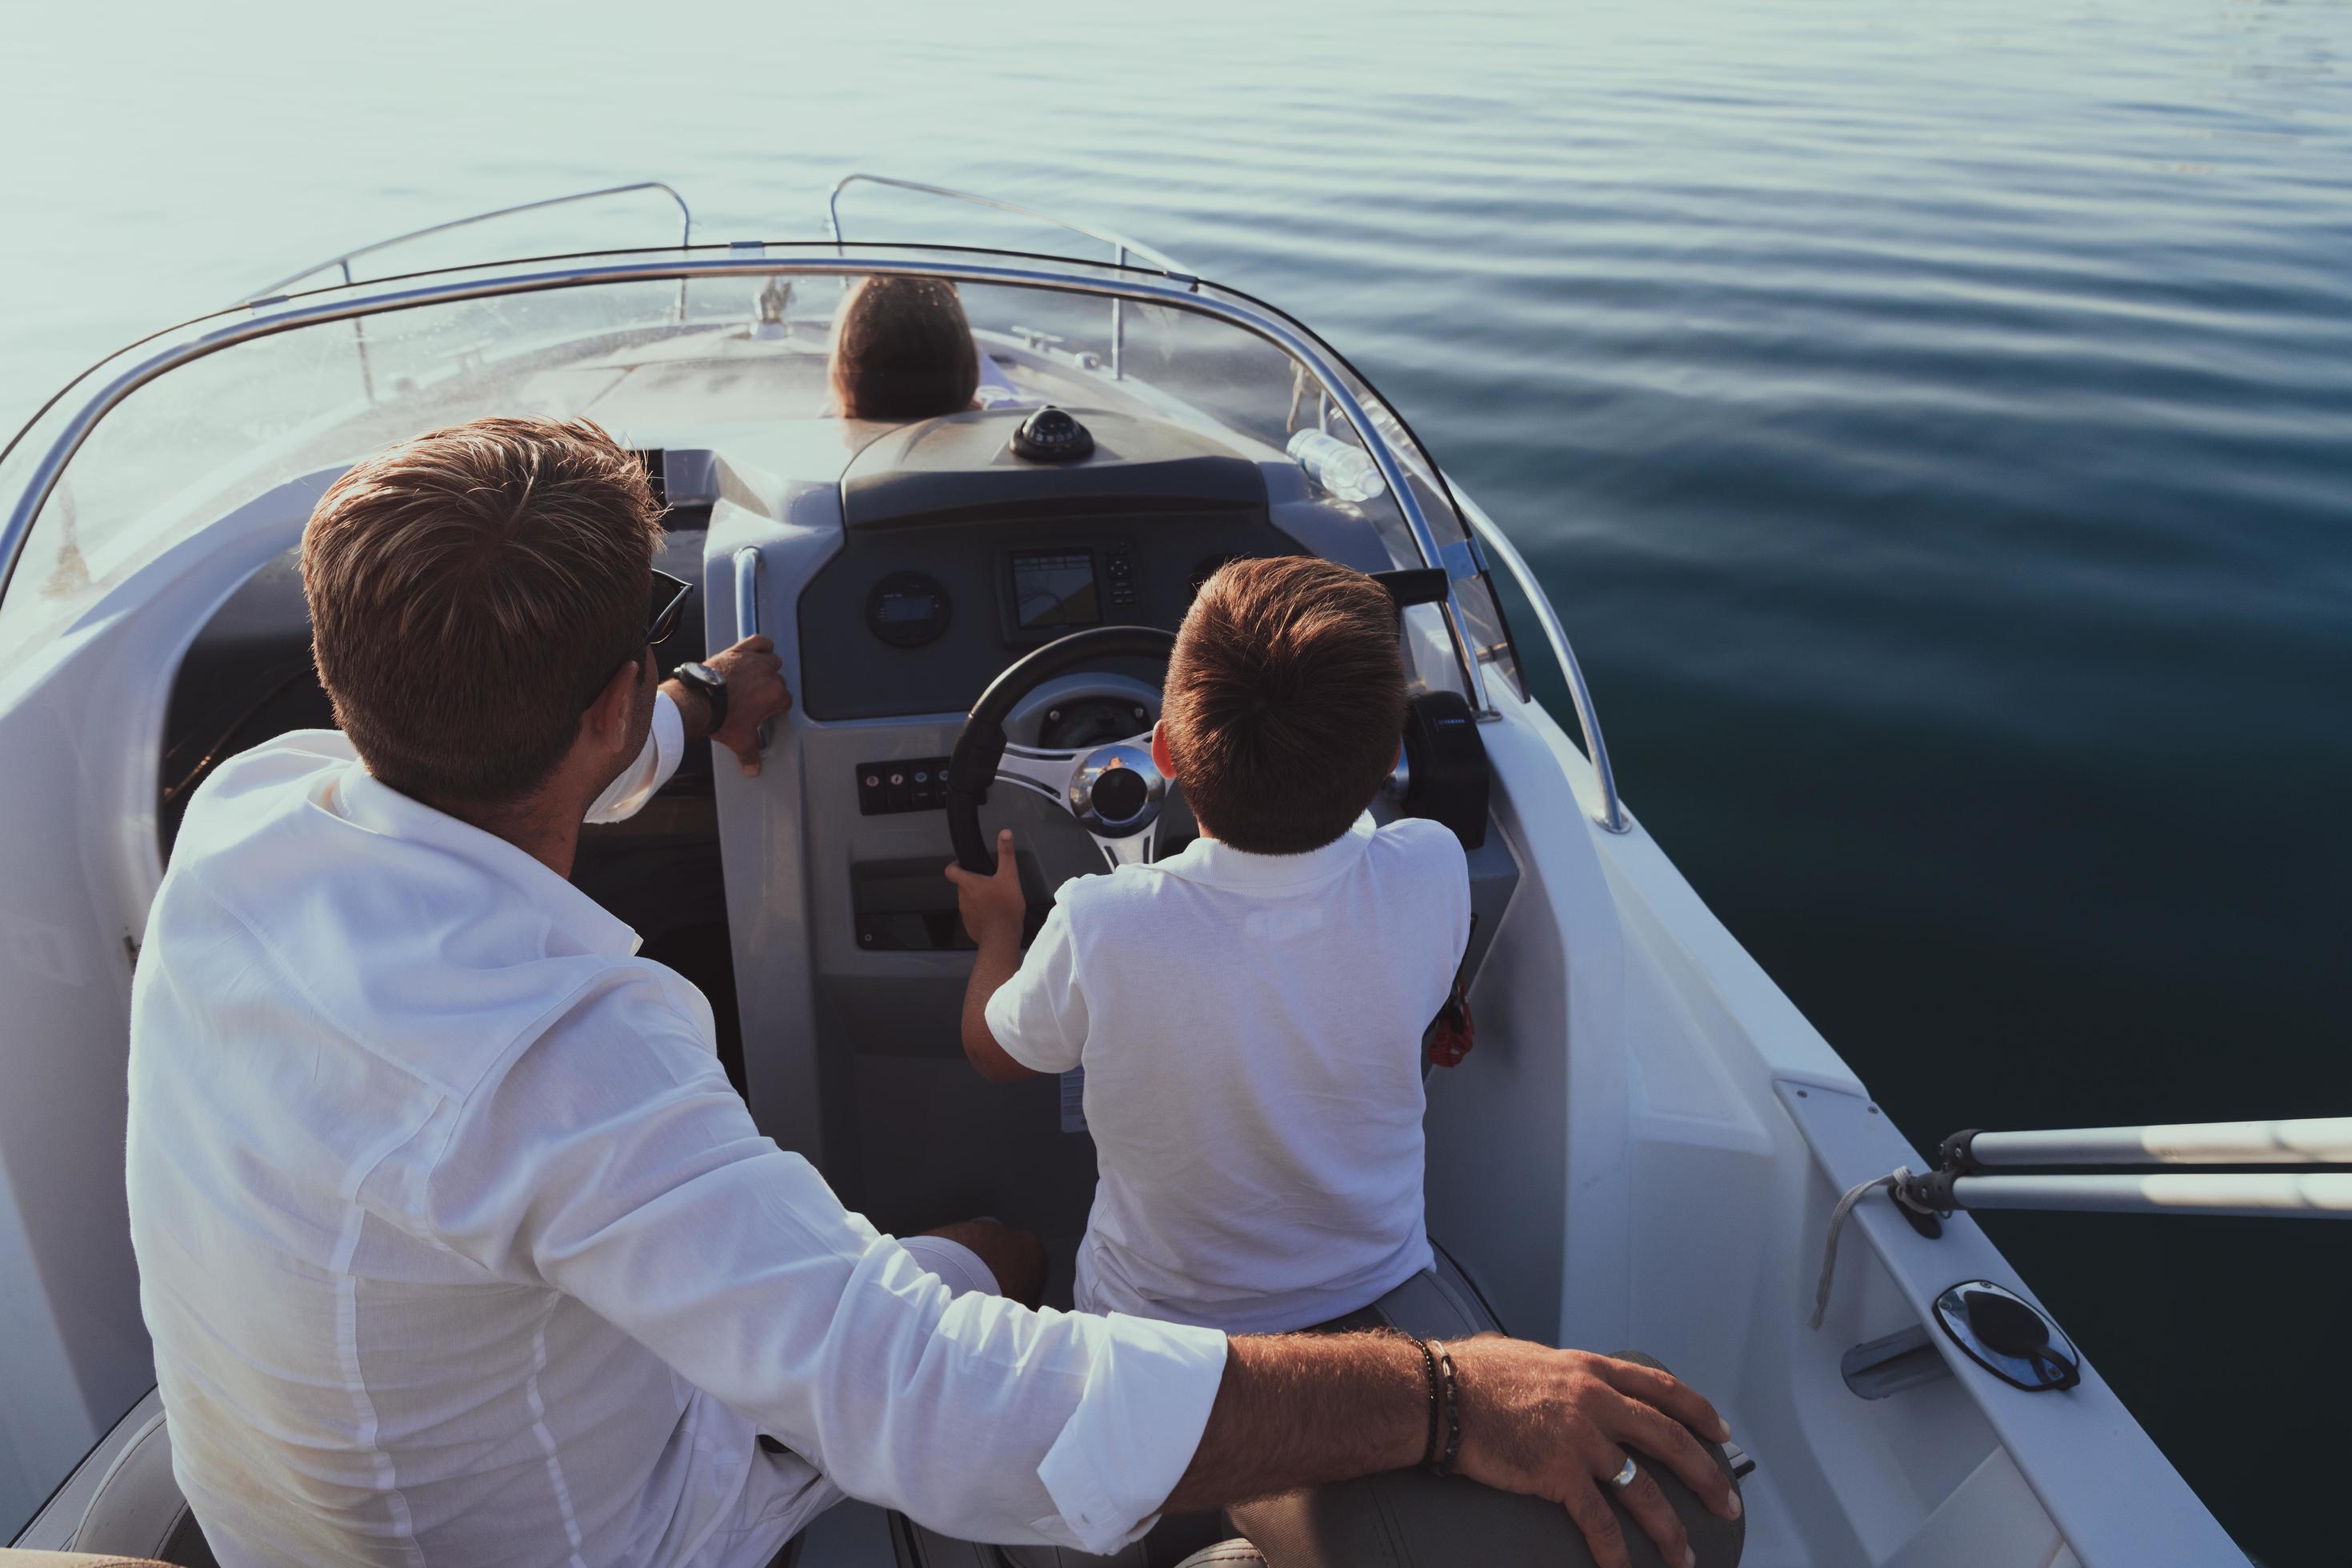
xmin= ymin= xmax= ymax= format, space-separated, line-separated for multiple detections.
xmin=1808 ymin=1166 xmax=1915 ymax=1331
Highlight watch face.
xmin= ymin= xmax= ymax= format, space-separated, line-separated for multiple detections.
xmin=681 ymin=662 xmax=722 ymax=687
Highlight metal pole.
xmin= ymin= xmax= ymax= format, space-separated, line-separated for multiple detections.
xmin=1947 ymin=1172 xmax=2352 ymax=1218
xmin=247 ymin=182 xmax=697 ymax=299
xmin=1457 ymin=494 xmax=1628 ymax=833
xmin=342 ymin=260 xmax=377 ymax=406
xmin=1112 ymin=244 xmax=1126 ymax=381
xmin=1967 ymin=1118 xmax=2352 ymax=1168
xmin=822 ymin=174 xmax=1189 ymax=274
xmin=733 ymin=547 xmax=772 ymax=750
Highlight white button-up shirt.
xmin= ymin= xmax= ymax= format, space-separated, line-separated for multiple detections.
xmin=126 ymin=699 xmax=1226 ymax=1566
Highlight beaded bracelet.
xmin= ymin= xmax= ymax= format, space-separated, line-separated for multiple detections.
xmin=1410 ymin=1335 xmax=1443 ymax=1470
xmin=1426 ymin=1338 xmax=1462 ymax=1476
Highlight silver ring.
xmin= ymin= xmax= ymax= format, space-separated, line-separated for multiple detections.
xmin=1609 ymin=1454 xmax=1639 ymax=1490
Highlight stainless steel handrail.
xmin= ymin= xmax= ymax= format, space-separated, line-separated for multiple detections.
xmin=243 ymin=182 xmax=696 ymax=405
xmin=1967 ymin=1118 xmax=2352 ymax=1168
xmin=1895 ymin=1117 xmax=2352 ymax=1221
xmin=246 ymin=182 xmax=696 ymax=299
xmin=1455 ymin=494 xmax=1629 ymax=834
xmin=1941 ymin=1172 xmax=2352 ymax=1218
xmin=732 ymin=546 xmax=762 ymax=644
xmin=825 ymin=175 xmax=1193 ymax=384
xmin=823 ymin=174 xmax=1190 ymax=275
xmin=1 ymin=250 xmax=1488 ymax=714
xmin=732 ymin=546 xmax=773 ymax=749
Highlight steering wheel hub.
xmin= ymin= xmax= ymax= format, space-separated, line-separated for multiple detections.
xmin=1070 ymin=745 xmax=1162 ymax=836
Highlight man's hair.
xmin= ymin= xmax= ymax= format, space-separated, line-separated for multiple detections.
xmin=1162 ymin=556 xmax=1406 ymax=856
xmin=828 ymin=275 xmax=981 ymax=422
xmin=301 ymin=417 xmax=664 ymax=805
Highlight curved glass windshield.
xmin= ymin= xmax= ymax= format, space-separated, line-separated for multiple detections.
xmin=0 ymin=246 xmax=1519 ymax=700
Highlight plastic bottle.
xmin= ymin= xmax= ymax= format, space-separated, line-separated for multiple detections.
xmin=1286 ymin=429 xmax=1388 ymax=503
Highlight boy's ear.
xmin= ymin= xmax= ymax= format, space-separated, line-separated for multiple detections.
xmin=1150 ymin=719 xmax=1177 ymax=779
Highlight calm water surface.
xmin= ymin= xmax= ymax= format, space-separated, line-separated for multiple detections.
xmin=4 ymin=2 xmax=2347 ymax=1562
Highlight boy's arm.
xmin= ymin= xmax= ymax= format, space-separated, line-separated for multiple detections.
xmin=946 ymin=827 xmax=1041 ymax=1082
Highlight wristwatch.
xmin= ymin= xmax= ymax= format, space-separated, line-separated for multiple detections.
xmin=671 ymin=661 xmax=727 ymax=731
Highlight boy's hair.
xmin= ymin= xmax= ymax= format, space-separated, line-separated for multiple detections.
xmin=1162 ymin=556 xmax=1406 ymax=855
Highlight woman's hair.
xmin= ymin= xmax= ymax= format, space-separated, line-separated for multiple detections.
xmin=827 ymin=275 xmax=982 ymax=422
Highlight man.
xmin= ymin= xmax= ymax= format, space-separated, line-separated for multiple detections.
xmin=126 ymin=417 xmax=1741 ymax=1568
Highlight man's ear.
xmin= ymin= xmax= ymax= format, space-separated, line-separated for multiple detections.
xmin=584 ymin=652 xmax=646 ymax=752
xmin=1150 ymin=719 xmax=1176 ymax=779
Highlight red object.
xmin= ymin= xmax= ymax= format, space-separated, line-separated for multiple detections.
xmin=1429 ymin=979 xmax=1474 ymax=1068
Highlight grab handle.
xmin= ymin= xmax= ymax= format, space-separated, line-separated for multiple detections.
xmin=731 ymin=547 xmax=773 ymax=750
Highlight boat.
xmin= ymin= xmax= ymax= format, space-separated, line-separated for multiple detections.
xmin=0 ymin=175 xmax=2296 ymax=1566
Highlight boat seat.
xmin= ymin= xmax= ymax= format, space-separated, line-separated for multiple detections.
xmin=890 ymin=1246 xmax=1505 ymax=1568
xmin=0 ymin=1554 xmax=176 ymax=1567
xmin=56 ymin=1408 xmax=215 ymax=1568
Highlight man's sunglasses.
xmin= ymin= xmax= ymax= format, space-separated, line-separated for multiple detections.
xmin=648 ymin=570 xmax=693 ymax=646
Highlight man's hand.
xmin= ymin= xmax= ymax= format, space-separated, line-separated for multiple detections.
xmin=943 ymin=827 xmax=1027 ymax=950
xmin=1449 ymin=1338 xmax=1738 ymax=1568
xmin=667 ymin=635 xmax=792 ymax=776
xmin=1166 ymin=1333 xmax=1739 ymax=1568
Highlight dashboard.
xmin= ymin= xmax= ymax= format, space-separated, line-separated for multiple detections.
xmin=794 ymin=407 xmax=1306 ymax=721
xmin=152 ymin=408 xmax=1518 ymax=1242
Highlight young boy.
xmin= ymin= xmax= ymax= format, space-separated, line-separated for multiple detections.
xmin=945 ymin=556 xmax=1472 ymax=1334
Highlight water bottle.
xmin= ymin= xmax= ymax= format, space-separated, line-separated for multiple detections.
xmin=1286 ymin=429 xmax=1388 ymax=503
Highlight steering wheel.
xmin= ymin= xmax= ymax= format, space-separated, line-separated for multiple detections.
xmin=947 ymin=626 xmax=1179 ymax=875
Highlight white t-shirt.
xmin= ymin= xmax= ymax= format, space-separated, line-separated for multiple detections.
xmin=986 ymin=813 xmax=1473 ymax=1334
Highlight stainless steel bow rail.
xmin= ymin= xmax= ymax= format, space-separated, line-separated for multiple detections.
xmin=1895 ymin=1117 xmax=2352 ymax=1226
xmin=242 ymin=182 xmax=697 ymax=405
xmin=248 ymin=182 xmax=696 ymax=298
xmin=824 ymin=174 xmax=1192 ymax=383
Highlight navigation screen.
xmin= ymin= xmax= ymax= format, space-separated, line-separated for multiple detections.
xmin=1010 ymin=549 xmax=1102 ymax=631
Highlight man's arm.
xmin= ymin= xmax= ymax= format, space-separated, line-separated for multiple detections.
xmin=945 ymin=826 xmax=1042 ymax=1082
xmin=586 ymin=634 xmax=794 ymax=822
xmin=663 ymin=633 xmax=792 ymax=776
xmin=421 ymin=991 xmax=1222 ymax=1555
xmin=424 ymin=984 xmax=1737 ymax=1564
xmin=1168 ymin=1333 xmax=1741 ymax=1568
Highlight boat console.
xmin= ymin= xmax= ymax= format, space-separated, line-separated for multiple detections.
xmin=152 ymin=406 xmax=1520 ymax=1290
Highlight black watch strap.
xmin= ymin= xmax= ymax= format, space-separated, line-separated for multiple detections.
xmin=674 ymin=662 xmax=727 ymax=731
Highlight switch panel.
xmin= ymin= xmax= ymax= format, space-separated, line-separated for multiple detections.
xmin=856 ymin=756 xmax=955 ymax=815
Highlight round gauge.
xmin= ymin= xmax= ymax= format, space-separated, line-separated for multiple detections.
xmin=866 ymin=570 xmax=953 ymax=649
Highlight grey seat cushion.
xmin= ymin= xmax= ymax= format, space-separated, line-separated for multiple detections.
xmin=68 ymin=1412 xmax=214 ymax=1568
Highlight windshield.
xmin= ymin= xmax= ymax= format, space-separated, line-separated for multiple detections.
xmin=0 ymin=246 xmax=1520 ymax=700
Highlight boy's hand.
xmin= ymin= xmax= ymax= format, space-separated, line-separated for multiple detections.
xmin=945 ymin=828 xmax=1027 ymax=949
